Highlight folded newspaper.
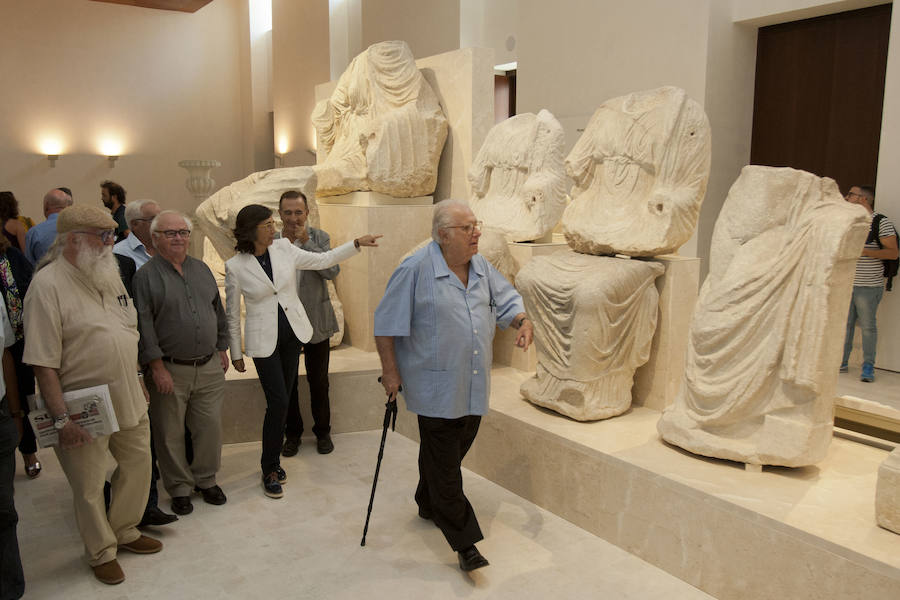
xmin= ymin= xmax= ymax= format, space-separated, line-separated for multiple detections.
xmin=27 ymin=384 xmax=120 ymax=448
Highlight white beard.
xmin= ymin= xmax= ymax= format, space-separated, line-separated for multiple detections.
xmin=73 ymin=239 xmax=123 ymax=297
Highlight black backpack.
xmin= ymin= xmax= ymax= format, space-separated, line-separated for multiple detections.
xmin=868 ymin=213 xmax=899 ymax=291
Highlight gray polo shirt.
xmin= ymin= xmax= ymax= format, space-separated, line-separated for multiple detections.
xmin=133 ymin=255 xmax=229 ymax=364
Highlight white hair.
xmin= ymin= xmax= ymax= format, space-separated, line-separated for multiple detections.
xmin=124 ymin=199 xmax=160 ymax=228
xmin=150 ymin=210 xmax=193 ymax=236
xmin=431 ymin=199 xmax=471 ymax=243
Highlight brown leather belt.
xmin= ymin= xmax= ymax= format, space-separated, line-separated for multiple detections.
xmin=162 ymin=353 xmax=214 ymax=367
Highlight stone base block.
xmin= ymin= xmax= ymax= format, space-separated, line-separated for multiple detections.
xmin=632 ymin=255 xmax=699 ymax=411
xmin=877 ymin=448 xmax=900 ymax=534
xmin=318 ymin=197 xmax=433 ymax=352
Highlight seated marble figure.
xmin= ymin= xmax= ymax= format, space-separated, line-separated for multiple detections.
xmin=468 ymin=109 xmax=570 ymax=242
xmin=658 ymin=166 xmax=870 ymax=467
xmin=312 ymin=40 xmax=448 ymax=199
xmin=518 ymin=86 xmax=710 ymax=421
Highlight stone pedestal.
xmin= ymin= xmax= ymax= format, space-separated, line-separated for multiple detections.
xmin=633 ymin=255 xmax=700 ymax=411
xmin=876 ymin=447 xmax=900 ymax=534
xmin=318 ymin=192 xmax=433 ymax=352
xmin=493 ymin=240 xmax=567 ymax=371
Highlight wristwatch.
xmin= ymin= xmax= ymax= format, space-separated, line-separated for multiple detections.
xmin=53 ymin=411 xmax=70 ymax=430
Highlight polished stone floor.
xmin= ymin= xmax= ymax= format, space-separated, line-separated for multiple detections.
xmin=14 ymin=431 xmax=714 ymax=599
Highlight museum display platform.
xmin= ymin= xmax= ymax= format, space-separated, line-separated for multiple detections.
xmin=221 ymin=346 xmax=899 ymax=600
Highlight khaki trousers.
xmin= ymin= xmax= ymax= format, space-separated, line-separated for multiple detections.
xmin=54 ymin=414 xmax=151 ymax=566
xmin=148 ymin=359 xmax=224 ymax=497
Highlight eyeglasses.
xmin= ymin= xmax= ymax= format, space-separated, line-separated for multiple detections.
xmin=845 ymin=191 xmax=866 ymax=200
xmin=257 ymin=220 xmax=276 ymax=231
xmin=131 ymin=217 xmax=154 ymax=224
xmin=444 ymin=221 xmax=483 ymax=236
xmin=158 ymin=229 xmax=191 ymax=239
xmin=73 ymin=229 xmax=116 ymax=243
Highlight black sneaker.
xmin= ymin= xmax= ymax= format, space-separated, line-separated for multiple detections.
xmin=282 ymin=438 xmax=300 ymax=457
xmin=316 ymin=435 xmax=334 ymax=454
xmin=262 ymin=472 xmax=283 ymax=499
xmin=274 ymin=465 xmax=287 ymax=484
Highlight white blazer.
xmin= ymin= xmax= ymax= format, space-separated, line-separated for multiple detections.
xmin=225 ymin=238 xmax=358 ymax=359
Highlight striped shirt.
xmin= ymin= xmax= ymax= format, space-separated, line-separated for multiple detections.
xmin=854 ymin=213 xmax=897 ymax=287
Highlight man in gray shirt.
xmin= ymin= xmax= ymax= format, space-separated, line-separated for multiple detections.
xmin=278 ymin=191 xmax=339 ymax=456
xmin=133 ymin=211 xmax=230 ymax=516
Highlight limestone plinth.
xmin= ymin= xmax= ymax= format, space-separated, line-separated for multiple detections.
xmin=632 ymin=255 xmax=700 ymax=411
xmin=658 ymin=166 xmax=871 ymax=467
xmin=518 ymin=251 xmax=664 ymax=421
xmin=876 ymin=447 xmax=900 ymax=534
xmin=318 ymin=193 xmax=433 ymax=352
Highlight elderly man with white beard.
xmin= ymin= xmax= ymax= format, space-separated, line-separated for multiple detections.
xmin=24 ymin=205 xmax=159 ymax=586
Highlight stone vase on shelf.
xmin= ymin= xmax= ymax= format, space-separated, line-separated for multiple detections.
xmin=178 ymin=159 xmax=221 ymax=257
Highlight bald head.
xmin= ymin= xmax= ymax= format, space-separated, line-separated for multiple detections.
xmin=43 ymin=188 xmax=73 ymax=217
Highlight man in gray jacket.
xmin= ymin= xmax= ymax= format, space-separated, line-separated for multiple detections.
xmin=278 ymin=191 xmax=338 ymax=455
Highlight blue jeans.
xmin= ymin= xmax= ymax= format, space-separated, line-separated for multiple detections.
xmin=842 ymin=285 xmax=884 ymax=367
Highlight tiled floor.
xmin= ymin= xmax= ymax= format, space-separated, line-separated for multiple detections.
xmin=14 ymin=431 xmax=714 ymax=599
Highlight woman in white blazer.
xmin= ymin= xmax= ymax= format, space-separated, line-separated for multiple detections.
xmin=225 ymin=204 xmax=380 ymax=498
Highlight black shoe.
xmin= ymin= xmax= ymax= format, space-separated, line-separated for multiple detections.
xmin=139 ymin=506 xmax=179 ymax=527
xmin=417 ymin=506 xmax=432 ymax=520
xmin=171 ymin=496 xmax=193 ymax=515
xmin=195 ymin=484 xmax=227 ymax=506
xmin=262 ymin=472 xmax=283 ymax=499
xmin=274 ymin=465 xmax=287 ymax=484
xmin=458 ymin=546 xmax=489 ymax=571
xmin=282 ymin=437 xmax=300 ymax=457
xmin=316 ymin=435 xmax=334 ymax=454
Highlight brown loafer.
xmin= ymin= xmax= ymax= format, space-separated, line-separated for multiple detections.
xmin=118 ymin=534 xmax=162 ymax=554
xmin=92 ymin=559 xmax=125 ymax=585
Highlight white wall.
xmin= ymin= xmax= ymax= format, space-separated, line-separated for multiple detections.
xmin=460 ymin=0 xmax=518 ymax=67
xmin=360 ymin=0 xmax=460 ymax=59
xmin=272 ymin=0 xmax=330 ymax=167
xmin=0 ymin=0 xmax=247 ymax=219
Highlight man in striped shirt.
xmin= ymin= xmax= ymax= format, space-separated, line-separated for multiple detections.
xmin=841 ymin=185 xmax=898 ymax=382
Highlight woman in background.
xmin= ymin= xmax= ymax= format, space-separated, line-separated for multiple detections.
xmin=0 ymin=232 xmax=38 ymax=477
xmin=0 ymin=192 xmax=27 ymax=252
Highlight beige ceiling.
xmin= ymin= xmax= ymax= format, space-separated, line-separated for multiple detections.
xmin=88 ymin=0 xmax=214 ymax=13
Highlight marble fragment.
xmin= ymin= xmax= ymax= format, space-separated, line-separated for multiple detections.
xmin=563 ymin=86 xmax=710 ymax=256
xmin=194 ymin=166 xmax=319 ymax=265
xmin=518 ymin=251 xmax=664 ymax=421
xmin=312 ymin=40 xmax=448 ymax=198
xmin=469 ymin=109 xmax=570 ymax=241
xmin=658 ymin=166 xmax=870 ymax=467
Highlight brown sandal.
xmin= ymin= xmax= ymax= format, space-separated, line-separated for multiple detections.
xmin=25 ymin=460 xmax=41 ymax=479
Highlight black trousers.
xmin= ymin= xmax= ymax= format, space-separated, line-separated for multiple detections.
xmin=253 ymin=315 xmax=302 ymax=475
xmin=0 ymin=398 xmax=25 ymax=599
xmin=415 ymin=414 xmax=483 ymax=552
xmin=10 ymin=341 xmax=35 ymax=457
xmin=284 ymin=338 xmax=331 ymax=441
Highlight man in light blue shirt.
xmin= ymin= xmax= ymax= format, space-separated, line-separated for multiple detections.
xmin=113 ymin=200 xmax=160 ymax=268
xmin=374 ymin=199 xmax=533 ymax=572
xmin=25 ymin=188 xmax=72 ymax=264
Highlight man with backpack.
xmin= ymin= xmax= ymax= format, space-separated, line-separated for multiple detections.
xmin=841 ymin=185 xmax=898 ymax=382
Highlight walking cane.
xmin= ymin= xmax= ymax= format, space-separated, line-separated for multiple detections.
xmin=360 ymin=378 xmax=399 ymax=547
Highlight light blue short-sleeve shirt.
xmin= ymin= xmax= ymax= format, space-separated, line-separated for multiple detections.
xmin=374 ymin=242 xmax=524 ymax=419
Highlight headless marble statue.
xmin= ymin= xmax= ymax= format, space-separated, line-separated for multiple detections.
xmin=312 ymin=40 xmax=448 ymax=198
xmin=563 ymin=86 xmax=710 ymax=256
xmin=468 ymin=109 xmax=570 ymax=241
xmin=657 ymin=166 xmax=870 ymax=467
xmin=518 ymin=87 xmax=710 ymax=421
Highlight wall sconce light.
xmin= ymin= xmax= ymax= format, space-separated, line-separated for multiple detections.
xmin=40 ymin=139 xmax=63 ymax=167
xmin=47 ymin=154 xmax=60 ymax=167
xmin=107 ymin=155 xmax=119 ymax=167
xmin=99 ymin=139 xmax=123 ymax=168
xmin=274 ymin=153 xmax=284 ymax=167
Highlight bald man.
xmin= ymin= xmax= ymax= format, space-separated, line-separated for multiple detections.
xmin=24 ymin=188 xmax=73 ymax=264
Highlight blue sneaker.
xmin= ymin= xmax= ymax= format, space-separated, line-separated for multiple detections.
xmin=861 ymin=363 xmax=875 ymax=383
xmin=262 ymin=472 xmax=283 ymax=498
